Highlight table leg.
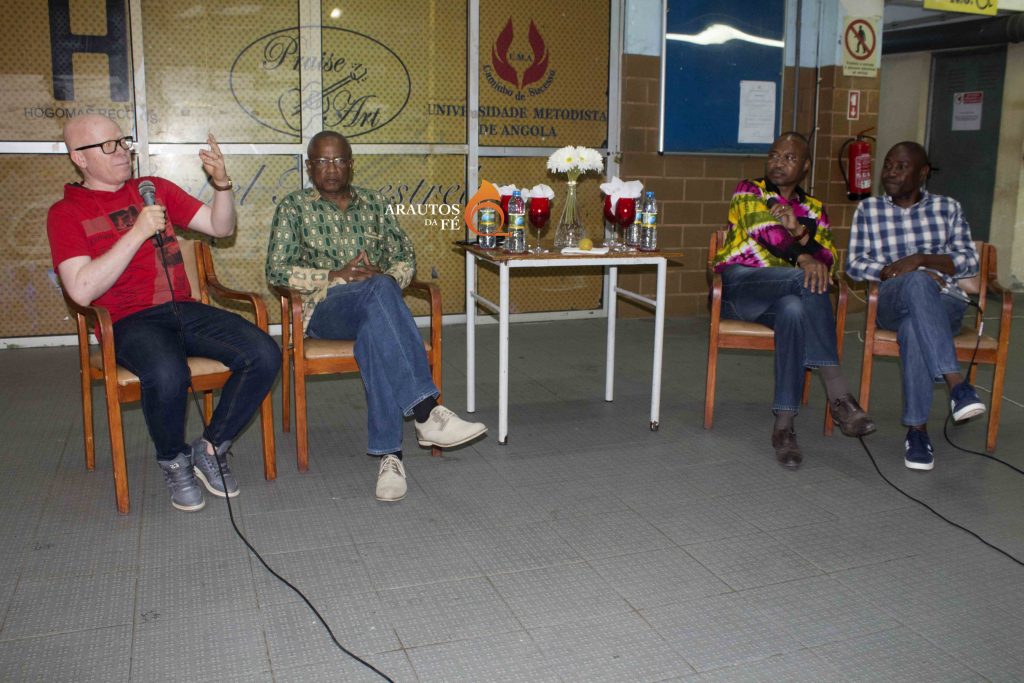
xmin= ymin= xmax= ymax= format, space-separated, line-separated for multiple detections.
xmin=498 ymin=263 xmax=510 ymax=443
xmin=605 ymin=265 xmax=618 ymax=402
xmin=465 ymin=251 xmax=476 ymax=413
xmin=650 ymin=258 xmax=666 ymax=431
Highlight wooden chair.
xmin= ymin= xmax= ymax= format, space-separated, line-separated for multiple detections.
xmin=64 ymin=240 xmax=277 ymax=514
xmin=858 ymin=241 xmax=1013 ymax=452
xmin=275 ymin=280 xmax=443 ymax=471
xmin=705 ymin=229 xmax=848 ymax=433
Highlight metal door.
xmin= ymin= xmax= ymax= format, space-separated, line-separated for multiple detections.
xmin=926 ymin=46 xmax=1005 ymax=242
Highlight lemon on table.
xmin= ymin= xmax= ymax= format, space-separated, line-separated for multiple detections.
xmin=577 ymin=238 xmax=593 ymax=251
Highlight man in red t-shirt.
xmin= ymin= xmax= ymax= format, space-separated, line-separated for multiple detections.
xmin=48 ymin=114 xmax=279 ymax=512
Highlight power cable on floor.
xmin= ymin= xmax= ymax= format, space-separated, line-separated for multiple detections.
xmin=856 ymin=300 xmax=1023 ymax=568
xmin=156 ymin=238 xmax=394 ymax=682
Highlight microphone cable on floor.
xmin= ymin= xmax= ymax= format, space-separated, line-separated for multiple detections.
xmin=855 ymin=435 xmax=1023 ymax=568
xmin=856 ymin=294 xmax=1023 ymax=568
xmin=155 ymin=236 xmax=394 ymax=682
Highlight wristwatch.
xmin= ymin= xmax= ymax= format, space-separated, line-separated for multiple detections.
xmin=211 ymin=177 xmax=234 ymax=191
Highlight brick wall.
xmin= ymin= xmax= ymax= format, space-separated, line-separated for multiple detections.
xmin=616 ymin=54 xmax=880 ymax=317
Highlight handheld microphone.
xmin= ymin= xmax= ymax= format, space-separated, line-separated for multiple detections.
xmin=939 ymin=281 xmax=976 ymax=308
xmin=138 ymin=180 xmax=164 ymax=246
xmin=766 ymin=196 xmax=780 ymax=209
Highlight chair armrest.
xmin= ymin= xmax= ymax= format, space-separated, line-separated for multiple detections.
xmin=985 ymin=274 xmax=1014 ymax=300
xmin=708 ymin=271 xmax=723 ymax=319
xmin=838 ymin=271 xmax=862 ymax=288
xmin=271 ymin=284 xmax=304 ymax=349
xmin=195 ymin=242 xmax=269 ymax=330
xmin=61 ymin=292 xmax=118 ymax=372
xmin=271 ymin=285 xmax=304 ymax=322
xmin=61 ymin=293 xmax=114 ymax=340
xmin=863 ymin=280 xmax=880 ymax=335
xmin=204 ymin=276 xmax=270 ymax=331
xmin=831 ymin=274 xmax=849 ymax=358
xmin=406 ymin=280 xmax=442 ymax=368
xmin=407 ymin=280 xmax=442 ymax=319
xmin=204 ymin=274 xmax=261 ymax=304
xmin=832 ymin=273 xmax=850 ymax=299
xmin=984 ymin=276 xmax=1014 ymax=337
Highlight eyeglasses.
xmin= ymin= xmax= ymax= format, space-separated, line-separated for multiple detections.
xmin=74 ymin=136 xmax=134 ymax=154
xmin=309 ymin=157 xmax=352 ymax=168
xmin=767 ymin=151 xmax=801 ymax=164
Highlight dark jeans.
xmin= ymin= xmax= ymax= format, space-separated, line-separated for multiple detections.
xmin=720 ymin=265 xmax=839 ymax=413
xmin=876 ymin=271 xmax=968 ymax=425
xmin=307 ymin=276 xmax=438 ymax=455
xmin=112 ymin=301 xmax=280 ymax=460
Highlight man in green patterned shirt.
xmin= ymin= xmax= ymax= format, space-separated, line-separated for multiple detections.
xmin=267 ymin=132 xmax=487 ymax=501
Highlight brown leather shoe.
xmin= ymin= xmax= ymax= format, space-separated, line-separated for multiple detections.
xmin=831 ymin=393 xmax=876 ymax=437
xmin=771 ymin=428 xmax=803 ymax=469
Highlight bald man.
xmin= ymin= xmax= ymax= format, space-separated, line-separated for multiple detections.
xmin=712 ymin=132 xmax=875 ymax=469
xmin=847 ymin=142 xmax=983 ymax=472
xmin=48 ymin=115 xmax=279 ymax=511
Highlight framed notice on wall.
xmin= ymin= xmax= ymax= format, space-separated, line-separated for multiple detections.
xmin=659 ymin=0 xmax=785 ymax=154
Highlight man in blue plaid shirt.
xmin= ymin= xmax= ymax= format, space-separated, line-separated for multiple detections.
xmin=846 ymin=142 xmax=985 ymax=472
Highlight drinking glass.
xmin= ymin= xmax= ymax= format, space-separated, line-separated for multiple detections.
xmin=528 ymin=196 xmax=550 ymax=254
xmin=614 ymin=197 xmax=637 ymax=252
xmin=603 ymin=194 xmax=619 ymax=248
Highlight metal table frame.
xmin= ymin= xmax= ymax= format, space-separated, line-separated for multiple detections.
xmin=463 ymin=246 xmax=680 ymax=443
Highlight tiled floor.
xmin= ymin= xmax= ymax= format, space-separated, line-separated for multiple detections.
xmin=1 ymin=312 xmax=1022 ymax=682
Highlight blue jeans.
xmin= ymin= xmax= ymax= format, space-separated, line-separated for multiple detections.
xmin=112 ymin=301 xmax=280 ymax=460
xmin=876 ymin=271 xmax=967 ymax=425
xmin=307 ymin=276 xmax=438 ymax=455
xmin=720 ymin=265 xmax=839 ymax=413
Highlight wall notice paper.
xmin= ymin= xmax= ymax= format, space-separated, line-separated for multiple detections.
xmin=738 ymin=80 xmax=776 ymax=144
xmin=952 ymin=91 xmax=983 ymax=131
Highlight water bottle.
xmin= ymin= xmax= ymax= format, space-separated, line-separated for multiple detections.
xmin=639 ymin=191 xmax=658 ymax=252
xmin=478 ymin=206 xmax=497 ymax=249
xmin=625 ymin=210 xmax=642 ymax=249
xmin=505 ymin=190 xmax=527 ymax=253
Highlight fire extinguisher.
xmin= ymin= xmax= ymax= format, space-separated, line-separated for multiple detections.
xmin=838 ymin=127 xmax=875 ymax=201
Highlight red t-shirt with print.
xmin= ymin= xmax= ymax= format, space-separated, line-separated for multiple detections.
xmin=47 ymin=177 xmax=203 ymax=325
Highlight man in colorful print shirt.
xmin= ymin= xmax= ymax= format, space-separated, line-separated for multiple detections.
xmin=266 ymin=131 xmax=486 ymax=502
xmin=712 ymin=132 xmax=875 ymax=468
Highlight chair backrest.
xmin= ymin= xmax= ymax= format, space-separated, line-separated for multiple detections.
xmin=178 ymin=238 xmax=203 ymax=303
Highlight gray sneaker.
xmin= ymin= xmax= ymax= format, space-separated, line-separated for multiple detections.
xmin=158 ymin=452 xmax=205 ymax=511
xmin=191 ymin=438 xmax=239 ymax=498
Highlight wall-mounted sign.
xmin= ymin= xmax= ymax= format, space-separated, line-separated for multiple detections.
xmin=842 ymin=16 xmax=881 ymax=78
xmin=848 ymin=90 xmax=861 ymax=121
xmin=923 ymin=0 xmax=998 ymax=16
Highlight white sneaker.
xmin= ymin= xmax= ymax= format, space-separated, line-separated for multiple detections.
xmin=415 ymin=405 xmax=487 ymax=448
xmin=375 ymin=455 xmax=407 ymax=502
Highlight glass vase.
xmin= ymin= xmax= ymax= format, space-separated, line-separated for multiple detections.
xmin=553 ymin=180 xmax=586 ymax=248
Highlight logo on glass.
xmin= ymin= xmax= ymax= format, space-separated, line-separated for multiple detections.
xmin=230 ymin=26 xmax=411 ymax=138
xmin=484 ymin=19 xmax=555 ymax=98
xmin=464 ymin=180 xmax=509 ymax=239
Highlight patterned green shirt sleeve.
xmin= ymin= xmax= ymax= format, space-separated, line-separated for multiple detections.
xmin=265 ymin=186 xmax=417 ymax=328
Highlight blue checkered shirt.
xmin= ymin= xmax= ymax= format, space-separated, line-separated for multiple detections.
xmin=846 ymin=191 xmax=978 ymax=289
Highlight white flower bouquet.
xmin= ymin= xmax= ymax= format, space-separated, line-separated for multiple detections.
xmin=546 ymin=146 xmax=604 ymax=248
xmin=546 ymin=146 xmax=605 ymax=182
